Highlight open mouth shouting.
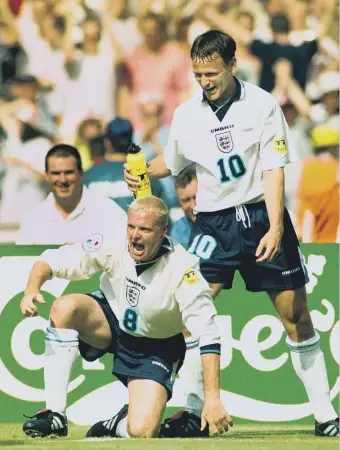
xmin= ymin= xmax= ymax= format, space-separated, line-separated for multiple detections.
xmin=204 ymin=86 xmax=217 ymax=97
xmin=131 ymin=241 xmax=145 ymax=258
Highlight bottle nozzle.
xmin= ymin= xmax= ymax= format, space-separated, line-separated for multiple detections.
xmin=128 ymin=143 xmax=141 ymax=154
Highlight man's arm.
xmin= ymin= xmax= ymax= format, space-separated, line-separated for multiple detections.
xmin=175 ymin=264 xmax=232 ymax=434
xmin=200 ymin=353 xmax=232 ymax=434
xmin=20 ymin=261 xmax=52 ymax=316
xmin=256 ymin=168 xmax=284 ymax=262
xmin=148 ymin=154 xmax=172 ymax=179
xmin=202 ymin=6 xmax=253 ymax=47
xmin=124 ymin=154 xmax=171 ymax=193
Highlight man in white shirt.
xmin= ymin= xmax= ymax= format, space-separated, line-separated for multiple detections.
xmin=16 ymin=144 xmax=127 ymax=244
xmin=20 ymin=196 xmax=231 ymax=439
xmin=125 ymin=30 xmax=339 ymax=438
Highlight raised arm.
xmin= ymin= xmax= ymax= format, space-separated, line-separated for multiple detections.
xmin=202 ymin=6 xmax=253 ymax=47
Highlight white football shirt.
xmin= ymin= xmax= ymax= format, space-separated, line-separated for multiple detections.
xmin=40 ymin=235 xmax=220 ymax=348
xmin=16 ymin=187 xmax=127 ymax=245
xmin=164 ymin=79 xmax=298 ymax=212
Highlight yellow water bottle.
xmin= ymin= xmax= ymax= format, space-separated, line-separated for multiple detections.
xmin=127 ymin=144 xmax=152 ymax=198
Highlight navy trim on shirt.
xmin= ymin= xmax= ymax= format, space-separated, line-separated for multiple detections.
xmin=202 ymin=77 xmax=242 ymax=122
xmin=200 ymin=343 xmax=221 ymax=355
xmin=135 ymin=236 xmax=173 ymax=276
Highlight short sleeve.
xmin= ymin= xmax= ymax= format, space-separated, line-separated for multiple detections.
xmin=259 ymin=100 xmax=298 ymax=170
xmin=164 ymin=110 xmax=191 ymax=176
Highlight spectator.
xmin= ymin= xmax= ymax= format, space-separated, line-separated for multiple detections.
xmin=117 ymin=12 xmax=190 ymax=130
xmin=170 ymin=165 xmax=197 ymax=246
xmin=60 ymin=15 xmax=117 ymax=141
xmin=74 ymin=118 xmax=104 ymax=171
xmin=83 ymin=117 xmax=164 ymax=212
xmin=0 ymin=6 xmax=27 ymax=85
xmin=311 ymin=71 xmax=340 ymax=128
xmin=134 ymin=94 xmax=178 ymax=208
xmin=297 ymin=124 xmax=339 ymax=243
xmin=16 ymin=143 xmax=126 ymax=244
xmin=233 ymin=11 xmax=260 ymax=85
xmin=107 ymin=0 xmax=142 ymax=54
xmin=203 ymin=2 xmax=336 ymax=92
xmin=0 ymin=75 xmax=58 ymax=223
xmin=10 ymin=0 xmax=61 ymax=80
xmin=275 ymin=66 xmax=340 ymax=129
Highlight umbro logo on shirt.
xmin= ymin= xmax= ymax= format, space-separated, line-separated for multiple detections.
xmin=210 ymin=124 xmax=234 ymax=134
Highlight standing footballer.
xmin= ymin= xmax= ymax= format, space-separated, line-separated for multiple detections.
xmin=125 ymin=30 xmax=339 ymax=438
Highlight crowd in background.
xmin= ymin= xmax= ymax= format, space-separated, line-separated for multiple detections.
xmin=0 ymin=0 xmax=339 ymax=243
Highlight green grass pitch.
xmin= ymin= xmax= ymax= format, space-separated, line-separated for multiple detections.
xmin=0 ymin=423 xmax=338 ymax=450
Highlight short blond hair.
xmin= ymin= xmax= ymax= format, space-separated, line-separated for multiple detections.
xmin=128 ymin=195 xmax=169 ymax=228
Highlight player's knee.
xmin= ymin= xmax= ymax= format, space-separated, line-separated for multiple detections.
xmin=288 ymin=299 xmax=311 ymax=325
xmin=50 ymin=295 xmax=79 ymax=327
xmin=210 ymin=282 xmax=223 ymax=299
xmin=127 ymin=418 xmax=159 ymax=438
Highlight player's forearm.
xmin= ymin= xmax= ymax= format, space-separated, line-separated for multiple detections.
xmin=201 ymin=353 xmax=221 ymax=399
xmin=263 ymin=168 xmax=285 ymax=233
xmin=148 ymin=154 xmax=172 ymax=179
xmin=25 ymin=261 xmax=53 ymax=295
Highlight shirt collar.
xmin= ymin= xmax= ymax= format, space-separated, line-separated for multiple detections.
xmin=134 ymin=236 xmax=174 ymax=267
xmin=45 ymin=186 xmax=87 ymax=221
xmin=202 ymin=76 xmax=243 ymax=104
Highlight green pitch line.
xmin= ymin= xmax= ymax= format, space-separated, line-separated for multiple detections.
xmin=0 ymin=424 xmax=338 ymax=450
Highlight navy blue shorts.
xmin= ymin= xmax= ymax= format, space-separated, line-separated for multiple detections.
xmin=188 ymin=202 xmax=308 ymax=292
xmin=79 ymin=291 xmax=185 ymax=399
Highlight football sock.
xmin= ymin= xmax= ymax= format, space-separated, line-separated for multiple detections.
xmin=116 ymin=416 xmax=131 ymax=438
xmin=286 ymin=331 xmax=337 ymax=424
xmin=44 ymin=327 xmax=79 ymax=416
xmin=181 ymin=338 xmax=204 ymax=418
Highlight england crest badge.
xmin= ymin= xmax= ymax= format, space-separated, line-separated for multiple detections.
xmin=215 ymin=131 xmax=234 ymax=153
xmin=126 ymin=285 xmax=140 ymax=307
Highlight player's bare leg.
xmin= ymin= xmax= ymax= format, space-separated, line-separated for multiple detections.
xmin=87 ymin=378 xmax=168 ymax=438
xmin=23 ymin=294 xmax=112 ymax=437
xmin=126 ymin=378 xmax=168 ymax=437
xmin=209 ymin=282 xmax=224 ymax=300
xmin=269 ymin=286 xmax=339 ymax=436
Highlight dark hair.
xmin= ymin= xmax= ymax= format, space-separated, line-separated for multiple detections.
xmin=54 ymin=15 xmax=66 ymax=34
xmin=175 ymin=165 xmax=197 ymax=190
xmin=45 ymin=144 xmax=83 ymax=172
xmin=270 ymin=14 xmax=290 ymax=34
xmin=191 ymin=30 xmax=236 ymax=66
xmin=77 ymin=118 xmax=103 ymax=141
xmin=141 ymin=12 xmax=167 ymax=30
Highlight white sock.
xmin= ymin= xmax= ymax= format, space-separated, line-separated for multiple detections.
xmin=179 ymin=339 xmax=204 ymax=418
xmin=44 ymin=327 xmax=79 ymax=416
xmin=287 ymin=331 xmax=338 ymax=424
xmin=116 ymin=416 xmax=131 ymax=438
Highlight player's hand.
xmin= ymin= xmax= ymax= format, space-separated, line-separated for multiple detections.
xmin=201 ymin=398 xmax=233 ymax=436
xmin=256 ymin=228 xmax=283 ymax=263
xmin=20 ymin=292 xmax=46 ymax=317
xmin=123 ymin=163 xmax=139 ymax=193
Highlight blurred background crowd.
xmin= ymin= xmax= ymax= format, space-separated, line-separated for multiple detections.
xmin=0 ymin=0 xmax=339 ymax=244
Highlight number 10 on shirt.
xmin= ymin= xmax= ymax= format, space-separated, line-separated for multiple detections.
xmin=217 ymin=154 xmax=246 ymax=183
